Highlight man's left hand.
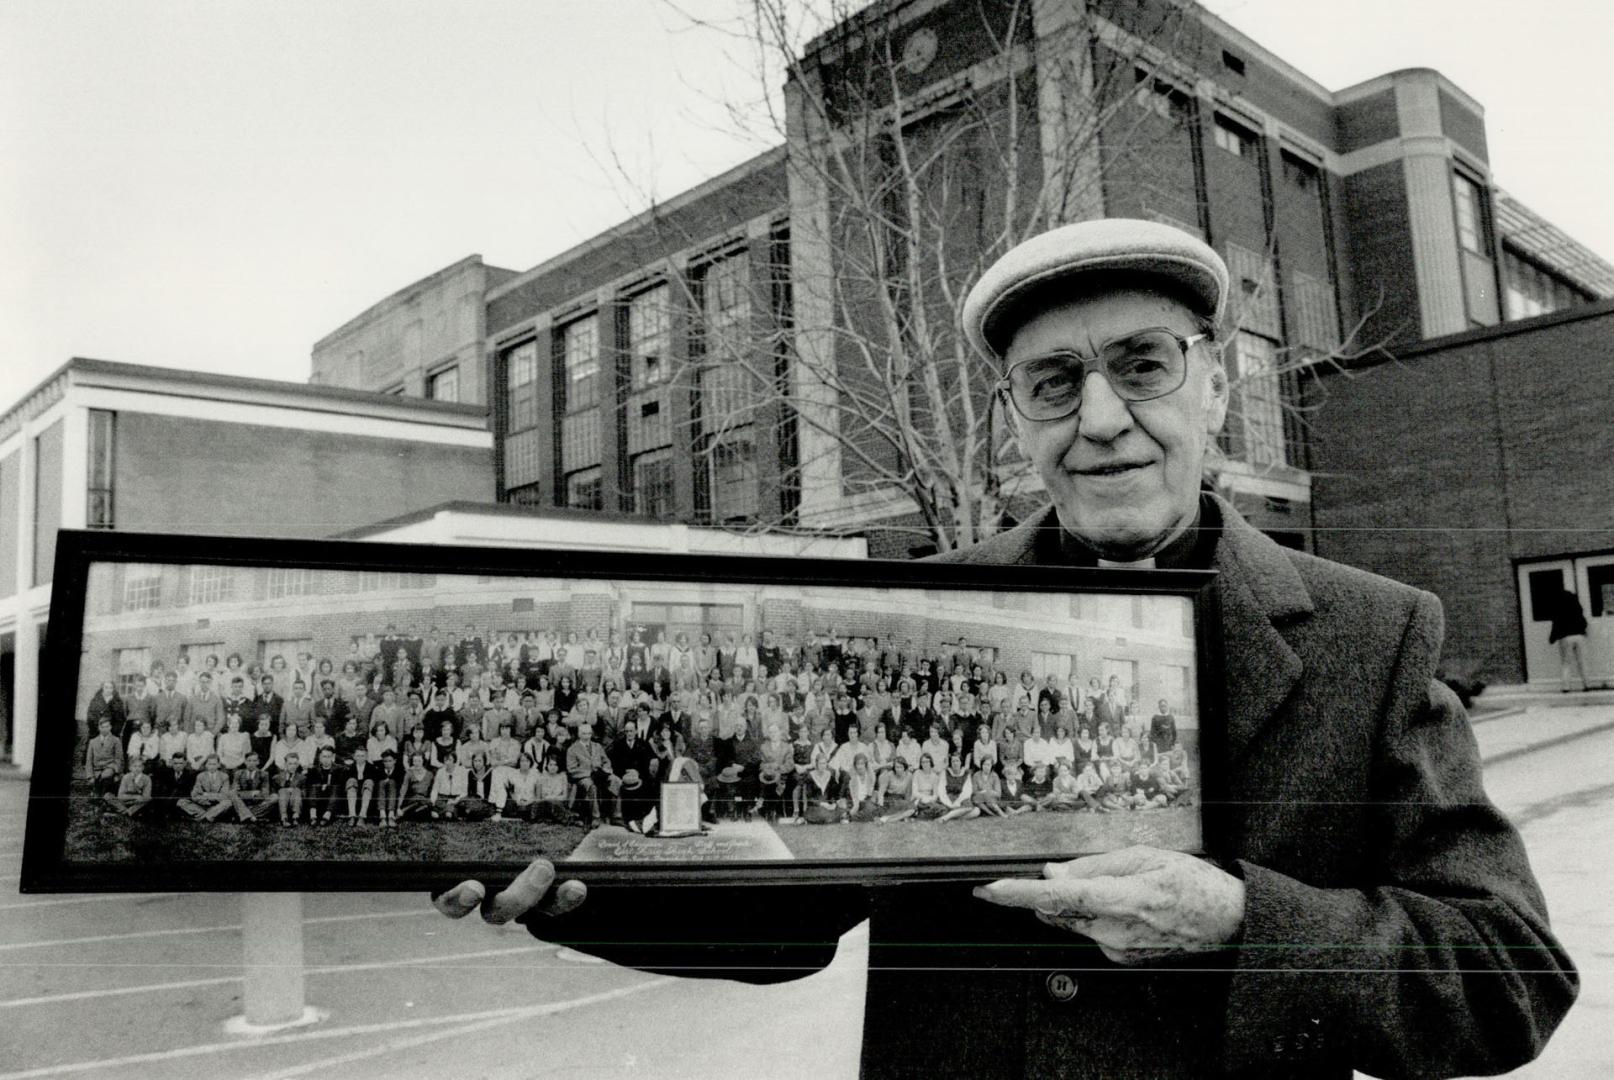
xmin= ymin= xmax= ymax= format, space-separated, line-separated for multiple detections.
xmin=974 ymin=845 xmax=1245 ymax=965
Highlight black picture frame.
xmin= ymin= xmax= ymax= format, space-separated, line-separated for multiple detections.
xmin=23 ymin=528 xmax=1224 ymax=894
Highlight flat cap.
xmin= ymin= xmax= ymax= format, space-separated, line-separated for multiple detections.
xmin=963 ymin=218 xmax=1228 ymax=360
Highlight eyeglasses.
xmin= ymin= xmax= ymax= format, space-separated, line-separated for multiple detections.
xmin=997 ymin=327 xmax=1207 ymax=422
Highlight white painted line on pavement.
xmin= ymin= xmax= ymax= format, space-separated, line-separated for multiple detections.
xmin=0 ymin=907 xmax=433 ymax=952
xmin=0 ymin=979 xmax=670 ymax=1080
xmin=0 ymin=894 xmax=179 ymax=912
xmin=0 ymin=943 xmax=552 ymax=1009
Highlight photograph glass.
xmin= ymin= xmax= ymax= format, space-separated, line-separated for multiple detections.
xmin=32 ymin=539 xmax=1212 ymax=889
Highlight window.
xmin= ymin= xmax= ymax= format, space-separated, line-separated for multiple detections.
xmin=1231 ymin=332 xmax=1287 ymax=468
xmin=633 ymin=450 xmax=675 ymax=519
xmin=259 ymin=638 xmax=312 ymax=672
xmin=181 ymin=641 xmax=225 ymax=666
xmin=1502 ymin=247 xmax=1587 ymax=321
xmin=1213 ymin=116 xmax=1258 ymax=158
xmin=503 ymin=340 xmax=540 ymax=431
xmin=188 ymin=565 xmax=234 ymax=606
xmin=1220 ymin=49 xmax=1246 ymax=76
xmin=87 ymin=409 xmax=114 ymax=529
xmin=266 ymin=568 xmax=313 ymax=599
xmin=696 ymin=253 xmax=750 ymax=363
xmin=116 ymin=647 xmax=151 ymax=698
xmin=359 ymin=571 xmax=435 ymax=591
xmin=1452 ymin=173 xmax=1492 ymax=255
xmin=1131 ymin=68 xmax=1190 ymax=124
xmin=562 ymin=316 xmax=600 ymax=412
xmin=1030 ymin=652 xmax=1074 ymax=681
xmin=707 ymin=435 xmax=759 ymax=522
xmin=627 ymin=285 xmax=672 ymax=389
xmin=425 ymin=366 xmax=459 ymax=403
xmin=565 ymin=466 xmax=604 ymax=511
xmin=1280 ymin=151 xmax=1318 ymax=191
xmin=629 ymin=602 xmax=743 ymax=650
xmin=122 ymin=567 xmax=162 ymax=611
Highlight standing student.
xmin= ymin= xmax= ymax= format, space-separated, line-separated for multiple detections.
xmin=84 ymin=717 xmax=124 ymax=780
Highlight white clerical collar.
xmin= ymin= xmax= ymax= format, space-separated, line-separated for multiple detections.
xmin=1097 ymin=557 xmax=1157 ymax=569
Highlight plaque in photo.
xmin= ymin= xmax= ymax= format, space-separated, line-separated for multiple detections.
xmin=22 ymin=529 xmax=1222 ymax=892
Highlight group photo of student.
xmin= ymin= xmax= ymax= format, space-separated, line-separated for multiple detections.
xmin=78 ymin=607 xmax=1196 ymax=850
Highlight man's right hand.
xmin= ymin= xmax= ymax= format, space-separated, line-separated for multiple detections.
xmin=433 ymin=858 xmax=588 ymax=925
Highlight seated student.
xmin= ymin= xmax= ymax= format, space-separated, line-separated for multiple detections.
xmin=796 ymin=759 xmax=846 ymax=825
xmin=755 ymin=725 xmax=791 ymax=821
xmin=908 ymin=752 xmax=946 ymax=820
xmin=970 ymin=763 xmax=1008 ymax=817
xmin=486 ymin=720 xmax=521 ymax=770
xmin=153 ymin=751 xmax=197 ymax=820
xmin=397 ymin=753 xmax=436 ymax=822
xmin=270 ymin=721 xmax=304 ymax=774
xmin=1022 ymin=728 xmax=1054 ymax=776
xmin=495 ymin=752 xmax=541 ymax=820
xmin=103 ymin=756 xmax=153 ymax=818
xmin=367 ymin=748 xmax=404 ymax=828
xmin=305 ymin=746 xmax=344 ymax=826
xmin=341 ymin=745 xmax=376 ymax=825
xmin=845 ymin=753 xmax=882 ymax=823
xmin=399 ymin=722 xmax=431 ymax=768
xmin=1095 ymin=759 xmax=1131 ymax=812
xmin=248 ymin=713 xmax=275 ymax=774
xmin=127 ymin=719 xmax=162 ymax=769
xmin=530 ymin=753 xmax=575 ymax=823
xmin=275 ymin=757 xmax=306 ymax=828
xmin=216 ymin=712 xmax=250 ymax=775
xmin=1048 ymin=723 xmax=1079 ymax=771
xmin=1022 ymin=761 xmax=1054 ymax=811
xmin=429 ymin=720 xmax=459 ymax=770
xmin=307 ymin=719 xmax=336 ymax=761
xmin=1158 ymin=744 xmax=1192 ymax=801
xmin=999 ymin=762 xmax=1034 ymax=815
xmin=85 ymin=717 xmax=124 ymax=780
xmin=968 ymin=723 xmax=999 ymax=774
xmin=608 ymin=719 xmax=657 ymax=827
xmin=90 ymin=760 xmax=122 ymax=813
xmin=366 ymin=719 xmax=399 ymax=764
xmin=1072 ymin=759 xmax=1106 ymax=811
xmin=893 ymin=728 xmax=923 ymax=772
xmin=920 ymin=723 xmax=950 ymax=776
xmin=232 ymin=752 xmax=275 ymax=820
xmin=1124 ymin=764 xmax=1171 ymax=810
xmin=457 ymin=719 xmax=491 ymax=771
xmin=430 ymin=750 xmax=471 ymax=819
xmin=1112 ymin=724 xmax=1143 ymax=770
xmin=873 ymin=756 xmax=917 ymax=824
xmin=1040 ymin=760 xmax=1082 ymax=812
xmin=935 ymin=752 xmax=978 ymax=823
xmin=180 ymin=754 xmax=253 ymax=822
xmin=456 ymin=751 xmax=499 ymax=822
xmin=1148 ymin=700 xmax=1178 ymax=757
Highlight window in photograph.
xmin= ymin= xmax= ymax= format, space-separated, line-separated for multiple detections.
xmin=265 ymin=568 xmax=313 ymax=600
xmin=115 ymin=647 xmax=151 ymax=697
xmin=258 ymin=638 xmax=312 ymax=670
xmin=359 ymin=571 xmax=436 ymax=591
xmin=562 ymin=316 xmax=600 ymax=412
xmin=503 ymin=339 xmax=540 ymax=431
xmin=633 ymin=450 xmax=675 ymax=519
xmin=565 ymin=466 xmax=604 ymax=512
xmin=627 ymin=284 xmax=671 ymax=389
xmin=1213 ymin=115 xmax=1258 ymax=158
xmin=86 ymin=409 xmax=115 ymax=530
xmin=1030 ymin=651 xmax=1074 ymax=681
xmin=425 ymin=365 xmax=459 ymax=403
xmin=181 ymin=641 xmax=225 ymax=668
xmin=187 ymin=565 xmax=233 ymax=606
xmin=630 ymin=602 xmax=744 ymax=647
xmin=1280 ymin=150 xmax=1317 ymax=191
xmin=696 ymin=251 xmax=750 ymax=364
xmin=122 ymin=567 xmax=162 ymax=611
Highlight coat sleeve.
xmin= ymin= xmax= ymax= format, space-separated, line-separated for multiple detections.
xmin=1222 ymin=591 xmax=1578 ymax=1079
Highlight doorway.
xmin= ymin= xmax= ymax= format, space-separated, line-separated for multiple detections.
xmin=1516 ymin=554 xmax=1614 ymax=688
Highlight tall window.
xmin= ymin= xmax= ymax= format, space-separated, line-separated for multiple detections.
xmin=504 ymin=341 xmax=540 ymax=430
xmin=1212 ymin=115 xmax=1258 ymax=158
xmin=87 ymin=409 xmax=114 ymax=529
xmin=627 ymin=285 xmax=671 ymax=389
xmin=501 ymin=339 xmax=542 ymax=501
xmin=1452 ymin=171 xmax=1499 ymax=324
xmin=1503 ymin=247 xmax=1590 ymax=320
xmin=696 ymin=253 xmax=750 ymax=364
xmin=1452 ymin=173 xmax=1492 ymax=255
xmin=266 ymin=568 xmax=312 ymax=600
xmin=1231 ymin=332 xmax=1287 ymax=468
xmin=116 ymin=647 xmax=151 ymax=697
xmin=122 ymin=567 xmax=162 ymax=611
xmin=566 ymin=465 xmax=604 ymax=511
xmin=188 ymin=565 xmax=234 ymax=606
xmin=562 ymin=316 xmax=600 ymax=412
xmin=633 ymin=450 xmax=675 ymax=519
xmin=426 ymin=365 xmax=459 ymax=403
xmin=1030 ymin=651 xmax=1074 ymax=682
xmin=707 ymin=434 xmax=758 ymax=522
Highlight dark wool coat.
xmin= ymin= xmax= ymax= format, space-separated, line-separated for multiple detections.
xmin=528 ymin=497 xmax=1575 ymax=1079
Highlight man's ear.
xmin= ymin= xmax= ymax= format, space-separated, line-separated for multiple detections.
xmin=1203 ymin=359 xmax=1230 ymax=435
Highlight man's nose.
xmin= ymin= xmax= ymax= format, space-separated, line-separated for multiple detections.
xmin=1075 ymin=369 xmax=1133 ymax=442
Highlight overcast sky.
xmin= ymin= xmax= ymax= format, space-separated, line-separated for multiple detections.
xmin=3 ymin=0 xmax=1609 ymax=410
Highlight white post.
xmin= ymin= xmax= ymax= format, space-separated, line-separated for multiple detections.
xmin=228 ymin=892 xmax=323 ymax=1035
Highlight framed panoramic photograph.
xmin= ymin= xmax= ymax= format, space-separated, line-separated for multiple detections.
xmin=22 ymin=529 xmax=1222 ymax=892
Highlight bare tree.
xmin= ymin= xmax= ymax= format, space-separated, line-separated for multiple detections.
xmin=622 ymin=0 xmax=1375 ymax=552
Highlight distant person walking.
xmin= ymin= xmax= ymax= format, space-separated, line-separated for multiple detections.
xmin=1547 ymin=585 xmax=1593 ymax=691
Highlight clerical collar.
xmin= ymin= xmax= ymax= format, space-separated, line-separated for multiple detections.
xmin=1051 ymin=493 xmax=1221 ymax=570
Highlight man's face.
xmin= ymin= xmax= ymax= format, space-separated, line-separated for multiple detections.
xmin=1004 ymin=289 xmax=1227 ymax=559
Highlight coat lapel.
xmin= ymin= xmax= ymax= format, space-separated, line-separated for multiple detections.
xmin=1208 ymin=496 xmax=1312 ymax=767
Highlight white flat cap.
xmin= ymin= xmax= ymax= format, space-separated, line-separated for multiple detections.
xmin=963 ymin=218 xmax=1229 ymax=360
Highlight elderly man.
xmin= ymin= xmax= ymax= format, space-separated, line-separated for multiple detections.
xmin=435 ymin=219 xmax=1574 ymax=1078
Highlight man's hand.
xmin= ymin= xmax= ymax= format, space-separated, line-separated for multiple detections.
xmin=433 ymin=857 xmax=588 ymax=925
xmin=974 ymin=845 xmax=1244 ymax=965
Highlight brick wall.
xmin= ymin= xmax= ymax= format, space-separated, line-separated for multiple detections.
xmin=1308 ymin=303 xmax=1614 ymax=681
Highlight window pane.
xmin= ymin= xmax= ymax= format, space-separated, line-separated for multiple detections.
xmin=188 ymin=565 xmax=234 ymax=606
xmin=504 ymin=341 xmax=540 ymax=431
xmin=122 ymin=567 xmax=162 ymax=611
xmin=563 ymin=317 xmax=600 ymax=412
xmin=633 ymin=451 xmax=675 ymax=519
xmin=628 ymin=285 xmax=671 ymax=389
xmin=1233 ymin=332 xmax=1287 ymax=467
xmin=565 ymin=466 xmax=604 ymax=511
xmin=427 ymin=366 xmax=459 ymax=403
xmin=699 ymin=254 xmax=750 ymax=363
xmin=710 ymin=436 xmax=759 ymax=521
